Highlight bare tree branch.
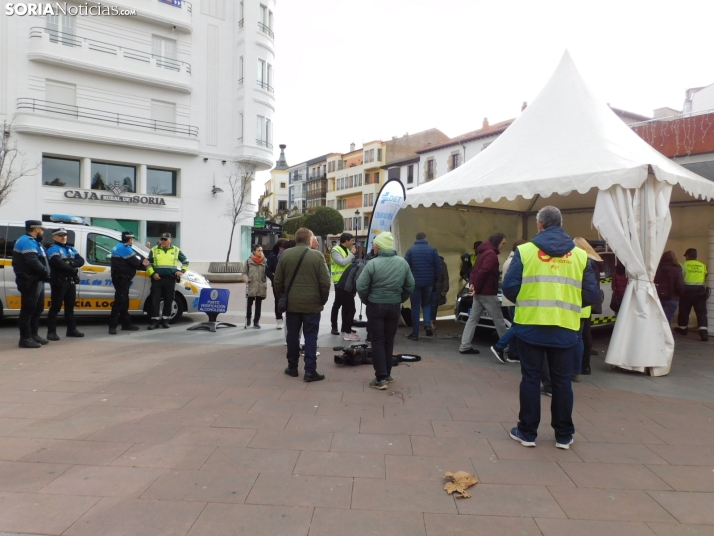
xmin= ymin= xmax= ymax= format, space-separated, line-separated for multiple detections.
xmin=0 ymin=122 xmax=39 ymax=209
xmin=223 ymin=160 xmax=257 ymax=267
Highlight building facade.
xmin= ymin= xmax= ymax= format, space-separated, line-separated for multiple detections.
xmin=287 ymin=160 xmax=307 ymax=214
xmin=0 ymin=0 xmax=277 ymax=272
xmin=260 ymin=144 xmax=289 ymax=218
xmin=306 ymin=154 xmax=328 ymax=210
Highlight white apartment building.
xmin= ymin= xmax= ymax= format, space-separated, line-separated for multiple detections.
xmin=0 ymin=0 xmax=277 ymax=271
xmin=287 ymin=160 xmax=307 ymax=214
xmin=260 ymin=143 xmax=288 ymax=217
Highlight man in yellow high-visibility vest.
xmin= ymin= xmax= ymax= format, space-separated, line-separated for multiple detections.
xmin=502 ymin=206 xmax=599 ymax=450
xmin=676 ymin=248 xmax=709 ymax=342
xmin=146 ymin=232 xmax=189 ymax=330
xmin=330 ymin=232 xmax=359 ymax=340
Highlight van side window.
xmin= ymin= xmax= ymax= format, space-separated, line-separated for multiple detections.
xmin=2 ymin=226 xmax=26 ymax=259
xmin=87 ymin=233 xmax=119 ymax=266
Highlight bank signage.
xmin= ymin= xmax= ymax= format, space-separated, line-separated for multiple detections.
xmin=63 ymin=190 xmax=167 ymax=206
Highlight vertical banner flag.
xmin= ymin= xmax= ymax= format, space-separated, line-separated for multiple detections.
xmin=366 ymin=179 xmax=407 ymax=252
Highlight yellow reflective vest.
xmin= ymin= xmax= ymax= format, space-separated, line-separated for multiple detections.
xmin=514 ymin=243 xmax=588 ymax=331
xmin=681 ymin=260 xmax=707 ymax=285
xmin=147 ymin=245 xmax=188 ymax=277
xmin=331 ymin=245 xmax=351 ymax=284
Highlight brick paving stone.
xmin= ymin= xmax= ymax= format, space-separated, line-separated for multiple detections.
xmin=359 ymin=417 xmax=434 ymax=436
xmin=0 ymin=490 xmax=99 ymax=535
xmin=575 ymin=411 xmax=660 ymax=428
xmin=85 ymin=423 xmax=184 ymax=444
xmin=0 ymin=417 xmax=33 ymax=436
xmin=317 ymin=401 xmax=385 ymax=418
xmin=141 ymin=469 xmax=257 ymax=503
xmin=247 ymin=429 xmax=333 ymax=451
xmin=410 ymin=436 xmax=495 ymax=459
xmin=547 ymin=487 xmax=677 ymax=522
xmin=330 ymin=433 xmax=412 ymax=455
xmin=534 ymin=518 xmax=659 ymax=536
xmin=455 ymin=483 xmax=566 ymax=517
xmin=424 ymin=513 xmax=543 ymax=535
xmin=246 ymin=474 xmax=352 ymax=508
xmin=110 ymin=443 xmax=216 ymax=470
xmin=64 ymin=406 xmax=154 ymax=424
xmin=647 ymin=523 xmax=714 ymax=535
xmin=311 ymin=508 xmax=427 ymax=536
xmin=248 ymin=398 xmax=320 ymax=416
xmin=278 ymin=389 xmax=344 ymax=404
xmin=167 ymin=426 xmax=256 ymax=447
xmin=115 ymin=395 xmax=193 ymax=409
xmin=250 ymin=377 xmax=309 ymax=390
xmin=647 ymin=427 xmax=714 ymax=446
xmin=7 ymin=419 xmax=105 ymax=440
xmin=648 ymin=491 xmax=714 ymax=524
xmin=558 ymin=462 xmax=672 ymax=490
xmin=64 ymin=497 xmax=205 ymax=536
xmin=294 ymin=451 xmax=385 ymax=478
xmin=351 ymin=477 xmax=457 ymax=514
xmin=0 ymin=436 xmax=52 ymax=461
xmin=341 ymin=391 xmax=404 ymax=407
xmin=305 ymin=380 xmax=365 ymax=392
xmin=578 ymin=425 xmax=666 ymax=444
xmin=572 ymin=442 xmax=669 ymax=464
xmin=385 ymin=454 xmax=475 ymax=481
xmin=186 ymin=503 xmax=313 ymax=536
xmin=39 ymin=465 xmax=164 ymax=497
xmin=430 ymin=420 xmax=509 ymax=439
xmin=21 ymin=439 xmax=132 ymax=465
xmin=0 ymin=403 xmax=83 ymax=420
xmin=448 ymin=406 xmax=517 ymax=422
xmin=646 ymin=444 xmax=714 ymax=466
xmin=472 ymin=459 xmax=575 ymax=486
xmin=0 ymin=461 xmax=71 ymax=492
xmin=285 ymin=414 xmax=360 ymax=434
xmin=201 ymin=446 xmax=299 ymax=474
xmin=211 ymin=411 xmax=290 ymax=430
xmin=646 ymin=465 xmax=714 ymax=492
xmin=384 ymin=405 xmax=453 ymax=421
xmin=216 ymin=385 xmax=283 ymax=401
xmin=487 ymin=439 xmax=585 ymax=462
xmin=137 ymin=408 xmax=224 ymax=427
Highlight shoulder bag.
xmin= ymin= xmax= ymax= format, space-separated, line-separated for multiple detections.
xmin=277 ymin=248 xmax=309 ymax=314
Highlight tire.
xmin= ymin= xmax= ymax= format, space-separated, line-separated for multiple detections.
xmin=159 ymin=296 xmax=184 ymax=322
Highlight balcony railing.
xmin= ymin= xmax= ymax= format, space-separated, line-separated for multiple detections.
xmin=307 ymin=187 xmax=328 ymax=198
xmin=238 ymin=78 xmax=244 ymax=86
xmin=238 ymin=18 xmax=244 ymax=29
xmin=256 ymin=139 xmax=273 ymax=149
xmin=308 ymin=174 xmax=327 ymax=181
xmin=184 ymin=1 xmax=192 ymax=13
xmin=17 ymin=98 xmax=199 ymax=137
xmin=258 ymin=22 xmax=274 ymax=39
xmin=256 ymin=80 xmax=274 ymax=94
xmin=30 ymin=27 xmax=192 ymax=74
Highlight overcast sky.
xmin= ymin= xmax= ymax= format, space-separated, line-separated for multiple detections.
xmin=256 ymin=0 xmax=714 ymax=190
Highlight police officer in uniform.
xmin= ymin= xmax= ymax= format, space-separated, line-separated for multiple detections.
xmin=676 ymin=248 xmax=709 ymax=341
xmin=46 ymin=228 xmax=85 ymax=340
xmin=109 ymin=231 xmax=149 ymax=335
xmin=12 ymin=220 xmax=51 ymax=348
xmin=330 ymin=232 xmax=358 ymax=339
xmin=146 ymin=232 xmax=188 ymax=330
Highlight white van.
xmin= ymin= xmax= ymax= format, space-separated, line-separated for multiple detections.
xmin=0 ymin=217 xmax=211 ymax=321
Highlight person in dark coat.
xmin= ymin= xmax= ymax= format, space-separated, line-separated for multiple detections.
xmin=404 ymin=232 xmax=441 ymax=340
xmin=429 ymin=256 xmax=449 ymax=330
xmin=611 ymin=261 xmax=627 ymax=314
xmin=46 ymin=228 xmax=85 ymax=340
xmin=655 ymin=250 xmax=686 ymax=325
xmin=109 ymin=231 xmax=149 ymax=334
xmin=266 ymin=239 xmax=286 ymax=330
xmin=458 ymin=233 xmax=508 ymax=355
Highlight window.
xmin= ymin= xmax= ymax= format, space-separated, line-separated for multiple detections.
xmin=152 ymin=35 xmax=178 ymax=70
xmin=280 ymin=182 xmax=286 ymax=189
xmin=426 ymin=159 xmax=435 ymax=180
xmin=374 ymin=171 xmax=380 ymax=183
xmin=43 ymin=156 xmax=80 ymax=188
xmin=338 ymin=161 xmax=343 ymax=171
xmin=363 ymin=194 xmax=368 ymax=206
xmin=377 ymin=148 xmax=382 ymax=161
xmin=278 ymin=200 xmax=287 ymax=211
xmin=45 ymin=13 xmax=75 ymax=45
xmin=407 ymin=164 xmax=414 ymax=184
xmin=238 ymin=112 xmax=244 ymax=142
xmin=370 ymin=149 xmax=375 ymax=162
xmin=91 ymin=162 xmax=136 ymax=193
xmin=257 ymin=115 xmax=272 ymax=148
xmin=151 ymin=100 xmax=177 ymax=131
xmin=0 ymin=226 xmax=25 ymax=259
xmin=147 ymin=221 xmax=179 ymax=247
xmin=147 ymin=168 xmax=177 ymax=196
xmin=239 ymin=56 xmax=244 ymax=84
xmin=364 ymin=216 xmax=370 ymax=229
xmin=369 ymin=193 xmax=374 ymax=206
xmin=364 ymin=151 xmax=369 ymax=163
xmin=45 ymin=80 xmax=76 ymax=116
xmin=451 ymin=153 xmax=460 ymax=169
xmin=344 ymin=218 xmax=349 ymax=231
xmin=86 ymin=233 xmax=119 ymax=266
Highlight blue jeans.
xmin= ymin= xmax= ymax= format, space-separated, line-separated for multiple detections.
xmin=495 ymin=307 xmax=518 ymax=355
xmin=517 ymin=338 xmax=575 ymax=443
xmin=661 ymin=299 xmax=678 ymax=325
xmin=430 ymin=290 xmax=439 ymax=325
xmin=367 ymin=302 xmax=401 ymax=380
xmin=286 ymin=312 xmax=320 ymax=374
xmin=410 ymin=284 xmax=433 ymax=335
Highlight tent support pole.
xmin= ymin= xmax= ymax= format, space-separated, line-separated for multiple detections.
xmin=522 ymin=195 xmax=541 ymax=239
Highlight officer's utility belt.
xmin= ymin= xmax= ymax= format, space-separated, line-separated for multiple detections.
xmin=51 ymin=275 xmax=76 ymax=282
xmin=685 ymin=284 xmax=710 ymax=298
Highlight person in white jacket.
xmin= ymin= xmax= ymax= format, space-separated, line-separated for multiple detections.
xmin=490 ymin=239 xmax=527 ymax=363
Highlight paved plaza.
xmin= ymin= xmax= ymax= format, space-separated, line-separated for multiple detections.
xmin=0 ymin=285 xmax=713 ymax=536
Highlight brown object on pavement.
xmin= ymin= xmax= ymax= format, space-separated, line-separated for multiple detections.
xmin=444 ymin=471 xmax=478 ymax=498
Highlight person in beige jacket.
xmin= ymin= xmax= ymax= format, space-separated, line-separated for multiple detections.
xmin=245 ymin=244 xmax=268 ymax=329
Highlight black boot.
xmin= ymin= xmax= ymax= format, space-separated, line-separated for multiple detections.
xmin=108 ymin=327 xmax=118 ymax=335
xmin=160 ymin=319 xmax=170 ymax=329
xmin=66 ymin=329 xmax=84 ymax=337
xmin=284 ymin=367 xmax=299 ymax=377
xmin=147 ymin=320 xmax=160 ymax=330
xmin=245 ymin=317 xmax=251 ymax=329
xmin=701 ymin=330 xmax=709 ymax=342
xmin=31 ymin=334 xmax=49 ymax=345
xmin=19 ymin=338 xmax=41 ymax=348
xmin=122 ymin=325 xmax=140 ymax=331
xmin=303 ymin=371 xmax=325 ymax=382
xmin=47 ymin=332 xmax=60 ymax=341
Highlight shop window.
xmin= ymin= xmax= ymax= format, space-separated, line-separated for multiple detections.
xmin=86 ymin=232 xmax=119 ymax=266
xmin=147 ymin=221 xmax=179 ymax=247
xmin=43 ymin=156 xmax=80 ymax=188
xmin=147 ymin=168 xmax=177 ymax=196
xmin=91 ymin=162 xmax=136 ymax=193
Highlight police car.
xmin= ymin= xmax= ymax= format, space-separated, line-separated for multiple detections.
xmin=0 ymin=216 xmax=211 ymax=321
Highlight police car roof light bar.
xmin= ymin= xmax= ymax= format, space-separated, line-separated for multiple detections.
xmin=50 ymin=214 xmax=90 ymax=226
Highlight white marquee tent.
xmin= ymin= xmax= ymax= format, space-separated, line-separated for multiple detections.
xmin=397 ymin=51 xmax=714 ymax=376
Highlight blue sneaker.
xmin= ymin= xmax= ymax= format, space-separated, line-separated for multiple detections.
xmin=555 ymin=437 xmax=574 ymax=450
xmin=509 ymin=427 xmax=536 ymax=447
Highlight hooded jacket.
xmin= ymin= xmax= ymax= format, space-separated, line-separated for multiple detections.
xmin=404 ymin=239 xmax=441 ymax=287
xmin=274 ymin=243 xmax=331 ymax=313
xmin=655 ymin=259 xmax=685 ymax=301
xmin=470 ymin=240 xmax=501 ymax=295
xmin=357 ymin=249 xmax=415 ymax=304
xmin=503 ymin=226 xmax=599 ymax=348
xmin=246 ymin=255 xmax=268 ymax=298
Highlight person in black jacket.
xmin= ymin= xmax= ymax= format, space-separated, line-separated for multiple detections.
xmin=266 ymin=239 xmax=286 ymax=330
xmin=12 ymin=220 xmax=51 ymax=348
xmin=46 ymin=228 xmax=85 ymax=340
xmin=108 ymin=231 xmax=149 ymax=335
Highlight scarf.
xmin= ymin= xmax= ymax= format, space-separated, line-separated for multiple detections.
xmin=251 ymin=254 xmax=264 ymax=265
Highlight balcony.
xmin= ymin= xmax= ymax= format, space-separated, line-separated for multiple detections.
xmin=258 ymin=22 xmax=274 ymax=40
xmin=14 ymin=98 xmax=200 ymax=155
xmin=85 ymin=0 xmax=192 ymax=33
xmin=28 ymin=28 xmax=192 ymax=93
xmin=256 ymin=80 xmax=274 ymax=95
xmin=256 ymin=139 xmax=274 ymax=150
xmin=307 ymin=187 xmax=328 ymax=199
xmin=308 ymin=174 xmax=327 ymax=182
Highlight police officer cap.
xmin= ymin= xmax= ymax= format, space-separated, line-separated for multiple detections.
xmin=121 ymin=231 xmax=135 ymax=242
xmin=159 ymin=232 xmax=172 ymax=239
xmin=25 ymin=219 xmax=43 ymax=231
xmin=52 ymin=228 xmax=68 ymax=237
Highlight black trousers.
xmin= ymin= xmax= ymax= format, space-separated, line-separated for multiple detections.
xmin=678 ymin=286 xmax=708 ymax=329
xmin=331 ymin=288 xmax=356 ymax=333
xmin=580 ymin=318 xmax=593 ymax=370
xmin=271 ymin=282 xmax=282 ymax=320
xmin=150 ymin=277 xmax=176 ymax=319
xmin=47 ymin=279 xmax=77 ymax=333
xmin=366 ymin=302 xmax=401 ymax=381
xmin=110 ymin=276 xmax=133 ymax=329
xmin=247 ymin=296 xmax=263 ymax=322
xmin=17 ymin=278 xmax=44 ymax=340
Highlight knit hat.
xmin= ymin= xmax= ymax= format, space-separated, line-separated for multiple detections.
xmin=373 ymin=232 xmax=394 ymax=250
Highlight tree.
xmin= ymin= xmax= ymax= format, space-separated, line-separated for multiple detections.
xmin=0 ymin=122 xmax=39 ymax=208
xmin=223 ymin=160 xmax=256 ymax=267
xmin=281 ymin=215 xmax=306 ymax=237
xmin=303 ymin=206 xmax=344 ymax=242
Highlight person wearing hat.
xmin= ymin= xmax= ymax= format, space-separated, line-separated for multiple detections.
xmin=109 ymin=231 xmax=149 ymax=334
xmin=356 ymin=232 xmax=415 ymax=390
xmin=676 ymin=248 xmax=709 ymax=341
xmin=12 ymin=220 xmax=51 ymax=348
xmin=46 ymin=228 xmax=85 ymax=340
xmin=146 ymin=232 xmax=189 ymax=330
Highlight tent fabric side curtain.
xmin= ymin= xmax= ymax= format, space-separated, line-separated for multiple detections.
xmin=593 ymin=176 xmax=674 ymax=376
